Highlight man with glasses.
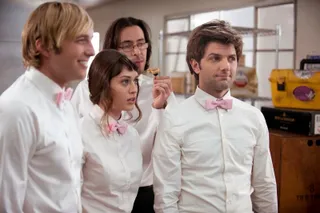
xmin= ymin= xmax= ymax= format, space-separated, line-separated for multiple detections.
xmin=71 ymin=17 xmax=176 ymax=213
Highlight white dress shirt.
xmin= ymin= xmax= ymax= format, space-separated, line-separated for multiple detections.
xmin=81 ymin=104 xmax=143 ymax=213
xmin=153 ymin=87 xmax=278 ymax=213
xmin=72 ymin=74 xmax=176 ymax=187
xmin=0 ymin=67 xmax=83 ymax=213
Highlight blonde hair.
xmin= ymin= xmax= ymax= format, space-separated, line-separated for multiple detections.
xmin=22 ymin=1 xmax=94 ymax=68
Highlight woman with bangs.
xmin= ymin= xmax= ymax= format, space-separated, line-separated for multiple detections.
xmin=80 ymin=49 xmax=143 ymax=213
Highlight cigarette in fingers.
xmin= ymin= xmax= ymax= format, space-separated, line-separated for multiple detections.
xmin=147 ymin=68 xmax=160 ymax=77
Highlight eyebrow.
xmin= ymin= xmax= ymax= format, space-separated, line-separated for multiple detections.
xmin=119 ymin=75 xmax=138 ymax=79
xmin=120 ymin=38 xmax=146 ymax=44
xmin=76 ymin=34 xmax=93 ymax=40
xmin=207 ymin=53 xmax=237 ymax=58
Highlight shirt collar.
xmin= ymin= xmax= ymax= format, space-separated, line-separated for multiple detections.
xmin=25 ymin=66 xmax=66 ymax=105
xmin=89 ymin=104 xmax=125 ymax=126
xmin=194 ymin=86 xmax=232 ymax=110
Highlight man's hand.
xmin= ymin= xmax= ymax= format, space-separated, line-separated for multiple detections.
xmin=152 ymin=76 xmax=173 ymax=109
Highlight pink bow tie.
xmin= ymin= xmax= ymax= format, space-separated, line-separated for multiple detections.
xmin=56 ymin=88 xmax=73 ymax=109
xmin=106 ymin=122 xmax=128 ymax=135
xmin=205 ymin=99 xmax=233 ymax=110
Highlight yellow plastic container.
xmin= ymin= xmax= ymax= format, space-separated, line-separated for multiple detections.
xmin=269 ymin=68 xmax=320 ymax=110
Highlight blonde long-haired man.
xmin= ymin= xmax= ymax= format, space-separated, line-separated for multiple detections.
xmin=0 ymin=2 xmax=94 ymax=213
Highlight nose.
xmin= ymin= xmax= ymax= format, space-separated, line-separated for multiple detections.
xmin=85 ymin=41 xmax=95 ymax=57
xmin=129 ymin=81 xmax=138 ymax=94
xmin=132 ymin=45 xmax=141 ymax=56
xmin=220 ymin=57 xmax=231 ymax=72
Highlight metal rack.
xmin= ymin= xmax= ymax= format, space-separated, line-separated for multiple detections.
xmin=158 ymin=25 xmax=281 ymax=105
xmin=162 ymin=26 xmax=278 ymax=37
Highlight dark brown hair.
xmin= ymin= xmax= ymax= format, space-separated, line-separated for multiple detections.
xmin=88 ymin=49 xmax=142 ymax=129
xmin=102 ymin=17 xmax=152 ymax=70
xmin=186 ymin=20 xmax=243 ymax=81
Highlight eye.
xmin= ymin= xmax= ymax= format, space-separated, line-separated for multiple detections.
xmin=76 ymin=37 xmax=87 ymax=44
xmin=136 ymin=43 xmax=144 ymax=47
xmin=120 ymin=43 xmax=133 ymax=50
xmin=122 ymin=44 xmax=131 ymax=48
xmin=228 ymin=56 xmax=236 ymax=62
xmin=134 ymin=79 xmax=139 ymax=85
xmin=121 ymin=79 xmax=129 ymax=86
xmin=210 ymin=55 xmax=221 ymax=62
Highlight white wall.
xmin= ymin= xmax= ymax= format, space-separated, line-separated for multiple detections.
xmin=295 ymin=0 xmax=320 ymax=68
xmin=87 ymin=0 xmax=294 ymax=69
xmin=0 ymin=0 xmax=35 ymax=93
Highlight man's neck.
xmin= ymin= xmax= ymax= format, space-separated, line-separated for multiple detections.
xmin=37 ymin=65 xmax=66 ymax=88
xmin=199 ymin=86 xmax=229 ymax=99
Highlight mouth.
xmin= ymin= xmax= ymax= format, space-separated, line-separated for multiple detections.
xmin=78 ymin=60 xmax=89 ymax=68
xmin=216 ymin=75 xmax=230 ymax=79
xmin=127 ymin=97 xmax=136 ymax=103
xmin=133 ymin=60 xmax=144 ymax=66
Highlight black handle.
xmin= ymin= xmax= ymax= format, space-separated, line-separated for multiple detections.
xmin=299 ymin=58 xmax=320 ymax=70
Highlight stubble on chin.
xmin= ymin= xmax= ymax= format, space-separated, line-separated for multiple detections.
xmin=212 ymin=80 xmax=231 ymax=91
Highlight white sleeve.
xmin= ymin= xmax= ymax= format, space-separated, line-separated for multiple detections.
xmin=0 ymin=101 xmax=38 ymax=212
xmin=251 ymin=111 xmax=278 ymax=213
xmin=149 ymin=92 xmax=178 ymax=128
xmin=133 ymin=128 xmax=143 ymax=165
xmin=153 ymin=111 xmax=181 ymax=213
xmin=165 ymin=92 xmax=178 ymax=111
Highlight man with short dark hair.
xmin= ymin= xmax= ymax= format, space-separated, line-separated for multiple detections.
xmin=153 ymin=20 xmax=277 ymax=213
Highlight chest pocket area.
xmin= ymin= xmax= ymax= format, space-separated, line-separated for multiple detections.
xmin=227 ymin=134 xmax=256 ymax=167
xmin=108 ymin=139 xmax=141 ymax=192
xmin=36 ymin=120 xmax=70 ymax=165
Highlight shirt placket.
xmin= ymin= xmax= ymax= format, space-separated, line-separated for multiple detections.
xmin=62 ymin=113 xmax=80 ymax=213
xmin=217 ymin=108 xmax=233 ymax=212
xmin=116 ymin=137 xmax=131 ymax=203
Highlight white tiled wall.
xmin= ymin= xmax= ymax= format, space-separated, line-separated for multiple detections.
xmin=0 ymin=0 xmax=34 ymax=93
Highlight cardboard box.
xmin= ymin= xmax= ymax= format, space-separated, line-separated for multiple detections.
xmin=171 ymin=77 xmax=185 ymax=94
xmin=269 ymin=130 xmax=320 ymax=213
xmin=239 ymin=54 xmax=246 ymax=67
xmin=171 ymin=71 xmax=196 ymax=95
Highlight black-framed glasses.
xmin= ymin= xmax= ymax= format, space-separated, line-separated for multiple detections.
xmin=119 ymin=42 xmax=149 ymax=53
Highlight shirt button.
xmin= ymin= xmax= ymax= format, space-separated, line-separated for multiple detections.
xmin=227 ymin=199 xmax=232 ymax=204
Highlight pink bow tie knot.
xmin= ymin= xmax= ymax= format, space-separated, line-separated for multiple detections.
xmin=107 ymin=122 xmax=128 ymax=135
xmin=56 ymin=88 xmax=73 ymax=109
xmin=205 ymin=99 xmax=233 ymax=110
